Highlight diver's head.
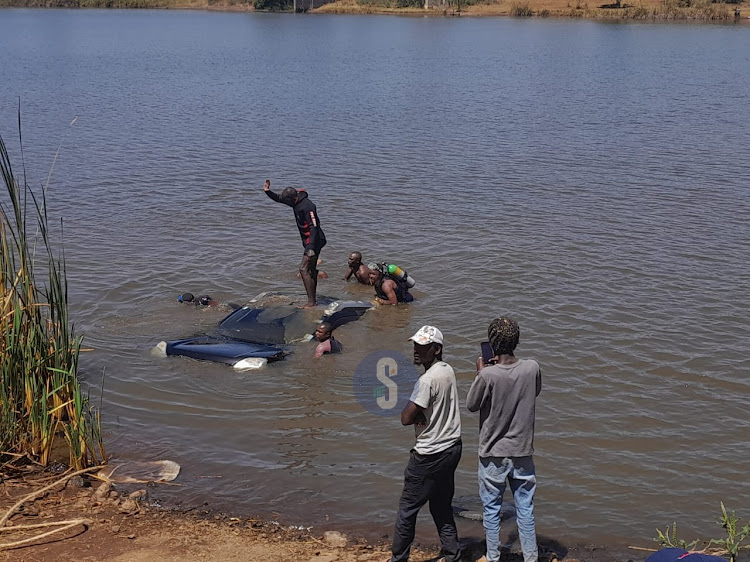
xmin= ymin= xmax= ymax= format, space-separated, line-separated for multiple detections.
xmin=178 ymin=292 xmax=195 ymax=303
xmin=281 ymin=187 xmax=298 ymax=205
xmin=367 ymin=262 xmax=384 ymax=284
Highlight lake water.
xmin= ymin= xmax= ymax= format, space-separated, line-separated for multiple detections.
xmin=1 ymin=8 xmax=749 ymax=554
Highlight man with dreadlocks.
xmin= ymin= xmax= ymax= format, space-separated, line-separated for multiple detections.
xmin=466 ymin=317 xmax=542 ymax=562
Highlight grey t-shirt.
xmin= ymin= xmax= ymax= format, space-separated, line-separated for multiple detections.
xmin=409 ymin=361 xmax=461 ymax=455
xmin=466 ymin=358 xmax=542 ymax=458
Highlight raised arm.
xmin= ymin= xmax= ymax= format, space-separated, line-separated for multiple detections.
xmin=263 ymin=178 xmax=282 ymax=203
xmin=466 ymin=369 xmax=488 ymax=412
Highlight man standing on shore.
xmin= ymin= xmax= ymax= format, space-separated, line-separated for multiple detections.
xmin=467 ymin=317 xmax=542 ymax=562
xmin=263 ymin=179 xmax=327 ymax=308
xmin=389 ymin=325 xmax=462 ymax=562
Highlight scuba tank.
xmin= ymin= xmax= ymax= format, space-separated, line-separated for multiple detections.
xmin=386 ymin=264 xmax=416 ymax=288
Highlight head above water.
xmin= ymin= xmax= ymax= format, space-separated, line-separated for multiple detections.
xmin=348 ymin=251 xmax=363 ymax=266
xmin=488 ymin=317 xmax=520 ymax=356
xmin=281 ymin=187 xmax=298 ymax=205
xmin=314 ymin=322 xmax=333 ymax=342
xmin=178 ymin=292 xmax=195 ymax=303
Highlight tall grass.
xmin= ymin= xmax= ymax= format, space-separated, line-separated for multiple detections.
xmin=0 ymin=123 xmax=105 ymax=470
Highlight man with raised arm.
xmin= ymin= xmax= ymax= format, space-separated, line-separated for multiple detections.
xmin=263 ymin=179 xmax=327 ymax=308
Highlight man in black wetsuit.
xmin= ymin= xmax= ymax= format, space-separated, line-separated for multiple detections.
xmin=368 ymin=263 xmax=413 ymax=305
xmin=264 ymin=179 xmax=327 ymax=308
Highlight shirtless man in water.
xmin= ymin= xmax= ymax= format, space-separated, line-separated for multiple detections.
xmin=342 ymin=252 xmax=373 ymax=285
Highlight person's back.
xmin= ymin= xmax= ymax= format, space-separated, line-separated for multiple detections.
xmin=468 ymin=358 xmax=540 ymax=458
xmin=370 ymin=264 xmax=413 ymax=305
xmin=467 ymin=317 xmax=541 ymax=562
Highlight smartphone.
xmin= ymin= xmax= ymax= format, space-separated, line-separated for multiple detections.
xmin=481 ymin=341 xmax=494 ymax=364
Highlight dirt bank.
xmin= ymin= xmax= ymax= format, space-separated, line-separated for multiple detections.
xmin=0 ymin=466 xmax=657 ymax=562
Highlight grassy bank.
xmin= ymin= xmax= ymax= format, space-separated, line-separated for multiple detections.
xmin=0 ymin=0 xmax=746 ymax=20
xmin=315 ymin=0 xmax=744 ymax=20
xmin=0 ymin=127 xmax=105 ymax=470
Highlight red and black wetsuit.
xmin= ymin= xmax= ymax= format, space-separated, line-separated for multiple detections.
xmin=266 ymin=189 xmax=327 ymax=253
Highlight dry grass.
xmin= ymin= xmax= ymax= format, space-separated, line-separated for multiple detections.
xmin=313 ymin=0 xmax=742 ymax=19
xmin=0 ymin=0 xmax=744 ymax=18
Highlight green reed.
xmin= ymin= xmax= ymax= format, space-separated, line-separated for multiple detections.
xmin=0 ymin=126 xmax=105 ymax=470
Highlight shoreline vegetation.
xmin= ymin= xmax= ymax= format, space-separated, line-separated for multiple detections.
xmin=0 ymin=128 xmax=105 ymax=472
xmin=0 ymin=0 xmax=746 ymax=21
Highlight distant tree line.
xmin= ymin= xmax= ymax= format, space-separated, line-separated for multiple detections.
xmin=254 ymin=0 xmax=291 ymax=9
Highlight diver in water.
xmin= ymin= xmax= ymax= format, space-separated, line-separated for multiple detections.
xmin=312 ymin=322 xmax=342 ymax=358
xmin=177 ymin=293 xmax=216 ymax=307
xmin=264 ymin=178 xmax=327 ymax=309
xmin=368 ymin=263 xmax=414 ymax=305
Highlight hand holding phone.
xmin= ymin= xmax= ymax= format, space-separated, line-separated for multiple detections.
xmin=481 ymin=341 xmax=495 ymax=365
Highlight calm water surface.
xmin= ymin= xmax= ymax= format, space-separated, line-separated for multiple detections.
xmin=1 ymin=9 xmax=749 ymax=551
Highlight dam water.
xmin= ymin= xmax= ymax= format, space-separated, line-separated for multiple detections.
xmin=1 ymin=9 xmax=749 ymax=550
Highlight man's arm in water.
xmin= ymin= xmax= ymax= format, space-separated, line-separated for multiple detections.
xmin=343 ymin=266 xmax=355 ymax=281
xmin=375 ymin=279 xmax=399 ymax=305
xmin=314 ymin=339 xmax=331 ymax=359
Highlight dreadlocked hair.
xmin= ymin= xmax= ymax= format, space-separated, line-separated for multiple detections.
xmin=488 ymin=317 xmax=520 ymax=355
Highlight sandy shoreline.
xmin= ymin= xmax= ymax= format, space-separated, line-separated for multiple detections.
xmin=0 ymin=467 xmax=659 ymax=562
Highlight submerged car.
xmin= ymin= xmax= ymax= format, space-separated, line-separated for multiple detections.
xmin=156 ymin=294 xmax=372 ymax=369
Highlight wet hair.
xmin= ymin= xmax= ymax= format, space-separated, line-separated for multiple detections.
xmin=198 ymin=295 xmax=212 ymax=306
xmin=317 ymin=322 xmax=332 ymax=332
xmin=281 ymin=187 xmax=297 ymax=204
xmin=488 ymin=317 xmax=520 ymax=355
xmin=350 ymin=251 xmax=362 ymax=261
xmin=178 ymin=292 xmax=195 ymax=303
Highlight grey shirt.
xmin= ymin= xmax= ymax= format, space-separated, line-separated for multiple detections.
xmin=466 ymin=358 xmax=542 ymax=458
xmin=409 ymin=361 xmax=462 ymax=455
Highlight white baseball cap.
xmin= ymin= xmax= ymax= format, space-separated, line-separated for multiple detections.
xmin=408 ymin=325 xmax=443 ymax=346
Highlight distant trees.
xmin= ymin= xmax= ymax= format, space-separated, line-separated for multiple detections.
xmin=254 ymin=0 xmax=292 ymax=9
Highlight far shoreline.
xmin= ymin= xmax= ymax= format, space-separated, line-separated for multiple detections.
xmin=0 ymin=0 xmax=747 ymax=23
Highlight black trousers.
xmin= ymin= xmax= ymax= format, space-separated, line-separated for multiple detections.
xmin=391 ymin=439 xmax=462 ymax=562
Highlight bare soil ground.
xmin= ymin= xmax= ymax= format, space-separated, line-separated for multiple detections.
xmin=0 ymin=466 xmax=655 ymax=562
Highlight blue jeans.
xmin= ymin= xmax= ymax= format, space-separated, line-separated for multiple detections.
xmin=478 ymin=456 xmax=538 ymax=562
